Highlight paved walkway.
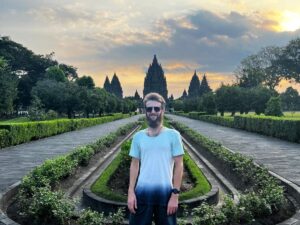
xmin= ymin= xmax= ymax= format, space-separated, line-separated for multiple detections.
xmin=0 ymin=115 xmax=142 ymax=192
xmin=167 ymin=114 xmax=300 ymax=187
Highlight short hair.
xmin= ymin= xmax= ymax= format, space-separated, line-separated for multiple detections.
xmin=143 ymin=92 xmax=166 ymax=109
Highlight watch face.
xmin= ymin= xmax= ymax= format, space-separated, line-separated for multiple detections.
xmin=172 ymin=188 xmax=180 ymax=194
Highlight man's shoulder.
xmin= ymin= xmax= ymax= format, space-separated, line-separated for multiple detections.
xmin=164 ymin=127 xmax=180 ymax=137
xmin=132 ymin=129 xmax=146 ymax=138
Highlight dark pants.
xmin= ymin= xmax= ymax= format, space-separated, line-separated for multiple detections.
xmin=129 ymin=204 xmax=177 ymax=225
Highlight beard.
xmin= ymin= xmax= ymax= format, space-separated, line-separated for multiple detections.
xmin=146 ymin=112 xmax=163 ymax=128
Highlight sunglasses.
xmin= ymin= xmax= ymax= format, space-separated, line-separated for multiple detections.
xmin=146 ymin=106 xmax=161 ymax=113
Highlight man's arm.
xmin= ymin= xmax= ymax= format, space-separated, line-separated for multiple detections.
xmin=167 ymin=155 xmax=183 ymax=215
xmin=127 ymin=158 xmax=140 ymax=214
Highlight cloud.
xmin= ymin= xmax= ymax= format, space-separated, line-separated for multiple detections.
xmin=103 ymin=9 xmax=300 ymax=74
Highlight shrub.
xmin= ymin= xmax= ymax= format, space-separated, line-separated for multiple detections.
xmin=45 ymin=110 xmax=59 ymax=120
xmin=0 ymin=129 xmax=9 ymax=148
xmin=24 ymin=187 xmax=74 ymax=225
xmin=192 ymin=203 xmax=226 ymax=225
xmin=17 ymin=121 xmax=139 ymax=224
xmin=265 ymin=96 xmax=283 ymax=116
xmin=78 ymin=209 xmax=105 ymax=225
xmin=69 ymin=146 xmax=95 ymax=166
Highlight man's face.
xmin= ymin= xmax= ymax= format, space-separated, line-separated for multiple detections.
xmin=145 ymin=100 xmax=164 ymax=128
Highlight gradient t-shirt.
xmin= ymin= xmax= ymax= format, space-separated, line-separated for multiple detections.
xmin=129 ymin=127 xmax=184 ymax=205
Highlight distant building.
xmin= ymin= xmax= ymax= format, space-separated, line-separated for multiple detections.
xmin=143 ymin=55 xmax=168 ymax=101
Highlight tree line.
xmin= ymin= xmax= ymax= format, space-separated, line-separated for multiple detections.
xmin=172 ymin=37 xmax=300 ymax=116
xmin=0 ymin=36 xmax=139 ymax=119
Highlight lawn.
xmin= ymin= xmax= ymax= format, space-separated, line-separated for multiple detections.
xmin=0 ymin=117 xmax=30 ymax=124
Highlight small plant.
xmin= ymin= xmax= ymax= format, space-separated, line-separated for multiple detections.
xmin=192 ymin=202 xmax=226 ymax=225
xmin=23 ymin=187 xmax=75 ymax=225
xmin=265 ymin=96 xmax=283 ymax=116
xmin=108 ymin=208 xmax=125 ymax=225
xmin=78 ymin=209 xmax=105 ymax=225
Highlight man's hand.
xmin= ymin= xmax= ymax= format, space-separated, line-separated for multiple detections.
xmin=167 ymin=193 xmax=179 ymax=215
xmin=127 ymin=190 xmax=137 ymax=214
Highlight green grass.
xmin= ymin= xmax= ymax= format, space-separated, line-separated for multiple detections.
xmin=0 ymin=117 xmax=30 ymax=124
xmin=91 ymin=148 xmax=127 ymax=202
xmin=180 ymin=151 xmax=211 ymax=201
xmin=91 ymin=142 xmax=211 ymax=202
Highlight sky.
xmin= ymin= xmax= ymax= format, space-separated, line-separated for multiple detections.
xmin=1 ymin=0 xmax=300 ymax=98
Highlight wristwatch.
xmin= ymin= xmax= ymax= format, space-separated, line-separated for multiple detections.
xmin=171 ymin=188 xmax=180 ymax=194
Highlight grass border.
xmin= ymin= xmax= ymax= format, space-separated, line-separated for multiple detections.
xmin=91 ymin=140 xmax=211 ymax=202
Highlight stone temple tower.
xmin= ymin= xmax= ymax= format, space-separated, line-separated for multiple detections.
xmin=143 ymin=55 xmax=168 ymax=101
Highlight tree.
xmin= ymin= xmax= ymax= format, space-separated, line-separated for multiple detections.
xmin=250 ymin=86 xmax=274 ymax=115
xmin=58 ymin=64 xmax=78 ymax=81
xmin=265 ymin=96 xmax=283 ymax=116
xmin=235 ymin=46 xmax=283 ymax=90
xmin=183 ymin=97 xmax=202 ymax=112
xmin=280 ymin=87 xmax=299 ymax=111
xmin=235 ymin=54 xmax=265 ymax=88
xmin=215 ymin=85 xmax=241 ymax=116
xmin=239 ymin=88 xmax=254 ymax=114
xmin=0 ymin=37 xmax=78 ymax=108
xmin=63 ymin=82 xmax=82 ymax=118
xmin=0 ymin=57 xmax=18 ymax=116
xmin=188 ymin=71 xmax=201 ymax=98
xmin=110 ymin=73 xmax=123 ymax=98
xmin=31 ymin=79 xmax=66 ymax=113
xmin=94 ymin=88 xmax=107 ymax=116
xmin=76 ymin=75 xmax=95 ymax=89
xmin=199 ymin=74 xmax=212 ymax=95
xmin=46 ymin=66 xmax=67 ymax=83
xmin=276 ymin=38 xmax=300 ymax=82
xmin=173 ymin=99 xmax=184 ymax=111
xmin=202 ymin=92 xmax=217 ymax=114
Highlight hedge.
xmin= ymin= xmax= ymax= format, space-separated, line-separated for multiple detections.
xmin=0 ymin=129 xmax=9 ymax=148
xmin=234 ymin=115 xmax=300 ymax=142
xmin=19 ymin=121 xmax=139 ymax=197
xmin=0 ymin=113 xmax=131 ymax=148
xmin=174 ymin=112 xmax=300 ymax=143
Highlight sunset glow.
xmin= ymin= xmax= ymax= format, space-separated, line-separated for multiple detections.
xmin=1 ymin=0 xmax=300 ymax=98
xmin=280 ymin=11 xmax=300 ymax=32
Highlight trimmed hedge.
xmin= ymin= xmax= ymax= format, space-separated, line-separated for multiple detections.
xmin=174 ymin=112 xmax=300 ymax=143
xmin=0 ymin=113 xmax=130 ymax=148
xmin=0 ymin=129 xmax=9 ymax=148
xmin=234 ymin=115 xmax=300 ymax=142
xmin=19 ymin=121 xmax=139 ymax=197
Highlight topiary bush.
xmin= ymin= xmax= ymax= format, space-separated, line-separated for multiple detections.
xmin=265 ymin=96 xmax=283 ymax=117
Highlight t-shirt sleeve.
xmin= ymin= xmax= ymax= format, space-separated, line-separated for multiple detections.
xmin=171 ymin=130 xmax=184 ymax=157
xmin=129 ymin=133 xmax=140 ymax=159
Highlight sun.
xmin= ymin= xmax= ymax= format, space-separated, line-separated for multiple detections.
xmin=280 ymin=11 xmax=300 ymax=32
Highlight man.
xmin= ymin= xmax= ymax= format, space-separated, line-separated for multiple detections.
xmin=127 ymin=92 xmax=184 ymax=225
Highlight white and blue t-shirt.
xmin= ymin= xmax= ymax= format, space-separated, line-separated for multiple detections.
xmin=129 ymin=127 xmax=184 ymax=206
